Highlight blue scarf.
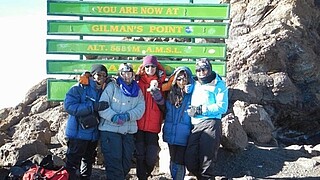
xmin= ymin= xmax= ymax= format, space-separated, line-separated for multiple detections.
xmin=117 ymin=77 xmax=140 ymax=97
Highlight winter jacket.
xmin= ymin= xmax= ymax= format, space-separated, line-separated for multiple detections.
xmin=64 ymin=78 xmax=103 ymax=141
xmin=98 ymin=79 xmax=145 ymax=135
xmin=162 ymin=67 xmax=195 ymax=146
xmin=136 ymin=62 xmax=166 ymax=133
xmin=190 ymin=75 xmax=228 ymax=125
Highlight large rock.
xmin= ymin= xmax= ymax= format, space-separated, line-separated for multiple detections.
xmin=225 ymin=0 xmax=320 ymax=138
xmin=221 ymin=113 xmax=248 ymax=152
xmin=12 ymin=116 xmax=52 ymax=145
xmin=0 ymin=140 xmax=48 ymax=166
xmin=233 ymin=101 xmax=274 ymax=144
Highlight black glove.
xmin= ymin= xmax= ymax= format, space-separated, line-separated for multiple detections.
xmin=195 ymin=105 xmax=202 ymax=115
xmin=93 ymin=101 xmax=109 ymax=111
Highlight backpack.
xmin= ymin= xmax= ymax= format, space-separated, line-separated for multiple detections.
xmin=22 ymin=155 xmax=69 ymax=180
xmin=22 ymin=165 xmax=69 ymax=180
xmin=7 ymin=160 xmax=34 ymax=180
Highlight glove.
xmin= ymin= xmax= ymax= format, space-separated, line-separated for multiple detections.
xmin=162 ymin=75 xmax=174 ymax=92
xmin=79 ymin=71 xmax=90 ymax=85
xmin=187 ymin=105 xmax=202 ymax=117
xmin=111 ymin=113 xmax=130 ymax=125
xmin=150 ymin=89 xmax=164 ymax=105
xmin=93 ymin=101 xmax=109 ymax=111
xmin=119 ymin=113 xmax=130 ymax=122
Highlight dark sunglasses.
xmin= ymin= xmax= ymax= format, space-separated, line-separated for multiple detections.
xmin=145 ymin=65 xmax=156 ymax=68
xmin=195 ymin=68 xmax=208 ymax=72
xmin=176 ymin=77 xmax=187 ymax=81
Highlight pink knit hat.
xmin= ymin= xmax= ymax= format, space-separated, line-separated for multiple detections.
xmin=142 ymin=55 xmax=158 ymax=67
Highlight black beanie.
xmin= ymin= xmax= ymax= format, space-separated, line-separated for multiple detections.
xmin=91 ymin=64 xmax=108 ymax=76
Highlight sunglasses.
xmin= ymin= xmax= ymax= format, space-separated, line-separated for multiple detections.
xmin=195 ymin=68 xmax=208 ymax=72
xmin=121 ymin=71 xmax=133 ymax=77
xmin=176 ymin=77 xmax=187 ymax=81
xmin=145 ymin=65 xmax=156 ymax=68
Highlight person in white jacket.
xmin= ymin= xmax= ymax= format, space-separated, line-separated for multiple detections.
xmin=186 ymin=58 xmax=228 ymax=180
xmin=98 ymin=63 xmax=145 ymax=180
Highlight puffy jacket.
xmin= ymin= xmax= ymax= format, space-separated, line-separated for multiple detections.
xmin=136 ymin=62 xmax=166 ymax=133
xmin=64 ymin=78 xmax=103 ymax=141
xmin=162 ymin=67 xmax=195 ymax=146
xmin=98 ymin=79 xmax=145 ymax=135
xmin=190 ymin=74 xmax=228 ymax=124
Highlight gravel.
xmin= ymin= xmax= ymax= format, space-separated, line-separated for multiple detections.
xmin=90 ymin=142 xmax=320 ymax=180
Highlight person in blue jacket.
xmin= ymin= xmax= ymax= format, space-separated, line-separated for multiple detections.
xmin=162 ymin=66 xmax=195 ymax=180
xmin=185 ymin=59 xmax=228 ymax=180
xmin=64 ymin=64 xmax=110 ymax=180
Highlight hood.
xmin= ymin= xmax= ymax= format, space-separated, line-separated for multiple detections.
xmin=171 ymin=66 xmax=195 ymax=86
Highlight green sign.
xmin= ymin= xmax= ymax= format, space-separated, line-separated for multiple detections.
xmin=47 ymin=79 xmax=76 ymax=101
xmin=46 ymin=1 xmax=231 ymax=101
xmin=46 ymin=60 xmax=226 ymax=76
xmin=47 ymin=1 xmax=230 ymax=20
xmin=47 ymin=40 xmax=227 ymax=59
xmin=47 ymin=58 xmax=227 ymax=101
xmin=48 ymin=20 xmax=229 ymax=38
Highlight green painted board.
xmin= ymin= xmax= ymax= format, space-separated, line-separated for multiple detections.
xmin=47 ymin=40 xmax=227 ymax=59
xmin=47 ymin=58 xmax=226 ymax=101
xmin=48 ymin=20 xmax=229 ymax=38
xmin=47 ymin=1 xmax=230 ymax=20
xmin=46 ymin=59 xmax=226 ymax=76
xmin=47 ymin=79 xmax=76 ymax=101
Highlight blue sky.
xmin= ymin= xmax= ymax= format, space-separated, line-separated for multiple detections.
xmin=0 ymin=0 xmax=219 ymax=109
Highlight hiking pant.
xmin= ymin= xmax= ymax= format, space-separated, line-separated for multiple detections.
xmin=168 ymin=145 xmax=187 ymax=180
xmin=100 ymin=131 xmax=135 ymax=180
xmin=65 ymin=139 xmax=98 ymax=180
xmin=135 ymin=130 xmax=160 ymax=180
xmin=185 ymin=120 xmax=222 ymax=180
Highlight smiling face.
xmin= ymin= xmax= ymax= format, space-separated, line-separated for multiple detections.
xmin=196 ymin=67 xmax=209 ymax=79
xmin=93 ymin=71 xmax=107 ymax=85
xmin=144 ymin=64 xmax=157 ymax=76
xmin=118 ymin=63 xmax=134 ymax=84
xmin=120 ymin=71 xmax=134 ymax=84
xmin=176 ymin=72 xmax=188 ymax=89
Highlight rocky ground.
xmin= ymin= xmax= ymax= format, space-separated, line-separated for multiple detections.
xmin=89 ymin=141 xmax=320 ymax=180
xmin=1 ymin=137 xmax=319 ymax=180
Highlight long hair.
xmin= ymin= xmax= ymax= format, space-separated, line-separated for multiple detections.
xmin=167 ymin=70 xmax=189 ymax=108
